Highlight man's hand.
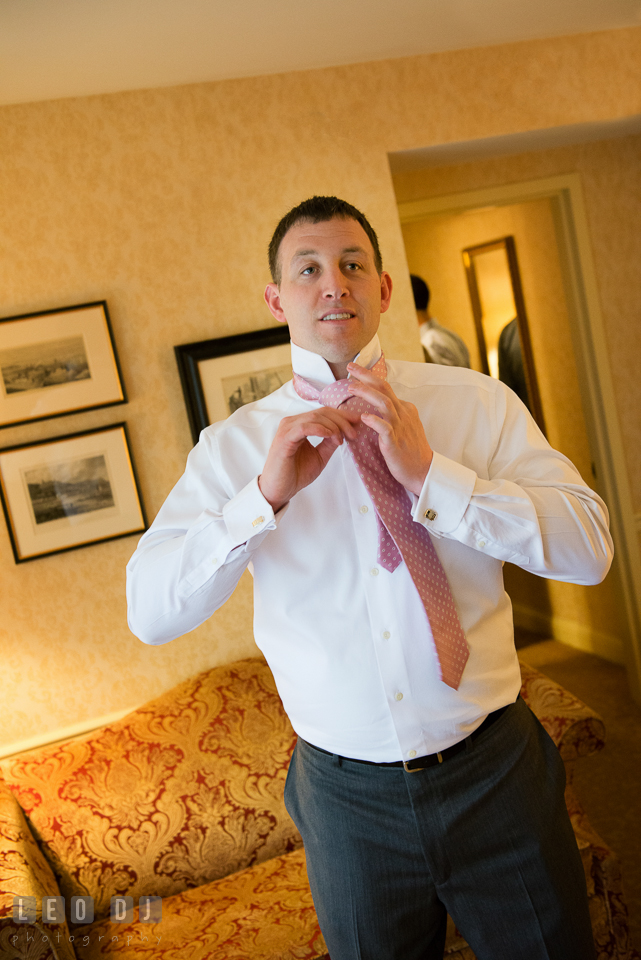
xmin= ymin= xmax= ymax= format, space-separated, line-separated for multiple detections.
xmin=258 ymin=407 xmax=361 ymax=513
xmin=346 ymin=362 xmax=433 ymax=495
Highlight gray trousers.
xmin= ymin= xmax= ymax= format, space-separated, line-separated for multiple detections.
xmin=284 ymin=697 xmax=595 ymax=960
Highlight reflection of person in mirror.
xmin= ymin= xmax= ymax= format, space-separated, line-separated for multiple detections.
xmin=411 ymin=274 xmax=471 ymax=368
xmin=128 ymin=196 xmax=610 ymax=960
xmin=498 ymin=317 xmax=531 ymax=411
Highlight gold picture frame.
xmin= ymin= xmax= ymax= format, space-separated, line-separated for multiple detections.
xmin=462 ymin=236 xmax=545 ymax=434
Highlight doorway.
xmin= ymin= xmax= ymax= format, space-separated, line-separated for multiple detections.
xmin=394 ymin=174 xmax=641 ymax=700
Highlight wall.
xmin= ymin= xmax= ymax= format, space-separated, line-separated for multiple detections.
xmin=400 ymin=198 xmax=629 ymax=660
xmin=392 ymin=133 xmax=641 ymax=511
xmin=0 ymin=27 xmax=640 ymax=752
xmin=392 ymin=132 xmax=641 ymax=648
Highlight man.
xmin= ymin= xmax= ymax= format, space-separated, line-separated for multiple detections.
xmin=498 ymin=316 xmax=530 ymax=410
xmin=127 ymin=196 xmax=612 ymax=960
xmin=411 ymin=273 xmax=471 ymax=367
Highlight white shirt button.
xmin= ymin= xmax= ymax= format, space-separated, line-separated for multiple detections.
xmin=395 ymin=692 xmax=403 ymax=701
xmin=211 ymin=558 xmax=218 ymax=566
xmin=359 ymin=505 xmax=369 ymax=514
xmin=408 ymin=749 xmax=417 ymax=758
xmin=382 ymin=630 xmax=391 ymax=640
xmin=370 ymin=567 xmax=379 ymax=577
xmin=478 ymin=540 xmax=487 ymax=548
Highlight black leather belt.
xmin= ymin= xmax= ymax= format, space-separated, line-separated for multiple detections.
xmin=304 ymin=698 xmax=515 ymax=773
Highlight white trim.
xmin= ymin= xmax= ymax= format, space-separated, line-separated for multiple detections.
xmin=512 ymin=603 xmax=625 ymax=665
xmin=398 ymin=174 xmax=585 ymax=221
xmin=398 ymin=174 xmax=641 ymax=701
xmin=0 ymin=705 xmax=140 ymax=761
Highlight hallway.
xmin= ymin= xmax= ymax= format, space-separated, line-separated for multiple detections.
xmin=517 ymin=633 xmax=641 ymax=950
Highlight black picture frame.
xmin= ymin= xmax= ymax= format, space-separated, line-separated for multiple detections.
xmin=0 ymin=301 xmax=126 ymax=429
xmin=175 ymin=326 xmax=291 ymax=443
xmin=0 ymin=422 xmax=147 ymax=563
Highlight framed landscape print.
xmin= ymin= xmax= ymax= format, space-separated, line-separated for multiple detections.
xmin=0 ymin=423 xmax=146 ymax=563
xmin=0 ymin=301 xmax=126 ymax=429
xmin=175 ymin=326 xmax=291 ymax=443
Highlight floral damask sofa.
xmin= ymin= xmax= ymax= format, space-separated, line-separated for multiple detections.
xmin=0 ymin=657 xmax=637 ymax=960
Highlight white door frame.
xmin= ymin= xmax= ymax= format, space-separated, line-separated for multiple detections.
xmin=398 ymin=174 xmax=641 ymax=701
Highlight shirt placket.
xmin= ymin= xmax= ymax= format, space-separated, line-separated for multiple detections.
xmin=341 ymin=446 xmax=430 ymax=759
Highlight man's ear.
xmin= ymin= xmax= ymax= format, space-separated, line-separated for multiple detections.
xmin=380 ymin=272 xmax=393 ymax=314
xmin=264 ymin=283 xmax=288 ymax=325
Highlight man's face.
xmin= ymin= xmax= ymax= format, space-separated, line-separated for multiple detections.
xmin=264 ymin=217 xmax=392 ymax=366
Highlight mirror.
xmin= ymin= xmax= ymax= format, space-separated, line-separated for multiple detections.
xmin=462 ymin=235 xmax=545 ymax=434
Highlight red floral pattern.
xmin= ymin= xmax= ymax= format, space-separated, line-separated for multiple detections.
xmin=1 ymin=660 xmax=301 ymax=926
xmin=0 ymin=657 xmax=637 ymax=960
xmin=519 ymin=660 xmax=606 ymax=761
xmin=73 ymin=848 xmax=325 ymax=960
xmin=0 ymin=773 xmax=76 ymax=959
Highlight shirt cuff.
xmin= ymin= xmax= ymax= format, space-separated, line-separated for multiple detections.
xmin=223 ymin=475 xmax=278 ymax=546
xmin=412 ymin=451 xmax=477 ymax=534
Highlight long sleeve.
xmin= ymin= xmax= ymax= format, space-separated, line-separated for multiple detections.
xmin=413 ymin=380 xmax=612 ymax=585
xmin=126 ymin=434 xmax=282 ymax=645
xmin=125 ymin=345 xmax=615 ymax=762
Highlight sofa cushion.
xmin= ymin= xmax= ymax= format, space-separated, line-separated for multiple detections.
xmin=0 ymin=774 xmax=76 ymax=960
xmin=1 ymin=659 xmax=301 ymax=926
xmin=73 ymin=847 xmax=326 ymax=960
xmin=518 ymin=661 xmax=605 ymax=761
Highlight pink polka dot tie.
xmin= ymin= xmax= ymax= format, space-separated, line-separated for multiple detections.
xmin=293 ymin=355 xmax=469 ymax=689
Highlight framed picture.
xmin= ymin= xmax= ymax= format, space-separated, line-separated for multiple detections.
xmin=0 ymin=423 xmax=146 ymax=563
xmin=175 ymin=326 xmax=291 ymax=443
xmin=462 ymin=236 xmax=546 ymax=434
xmin=0 ymin=301 xmax=126 ymax=429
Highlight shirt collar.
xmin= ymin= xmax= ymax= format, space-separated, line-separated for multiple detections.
xmin=290 ymin=334 xmax=382 ymax=391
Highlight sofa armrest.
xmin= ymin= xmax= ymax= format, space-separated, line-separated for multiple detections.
xmin=519 ymin=660 xmax=605 ymax=762
xmin=0 ymin=776 xmax=76 ymax=960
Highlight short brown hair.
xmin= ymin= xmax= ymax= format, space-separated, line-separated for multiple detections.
xmin=268 ymin=196 xmax=383 ymax=284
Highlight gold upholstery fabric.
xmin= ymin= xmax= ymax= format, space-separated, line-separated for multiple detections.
xmin=1 ymin=659 xmax=301 ymax=926
xmin=1 ymin=657 xmax=637 ymax=960
xmin=74 ymin=847 xmax=325 ymax=960
xmin=519 ymin=660 xmax=606 ymax=760
xmin=0 ymin=774 xmax=76 ymax=960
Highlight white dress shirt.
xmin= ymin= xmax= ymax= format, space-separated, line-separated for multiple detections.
xmin=126 ymin=334 xmax=612 ymax=762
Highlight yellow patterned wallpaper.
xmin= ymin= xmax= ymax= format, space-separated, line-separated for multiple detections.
xmin=0 ymin=27 xmax=639 ymax=749
xmin=400 ymin=197 xmax=629 ymax=650
xmin=393 ymin=134 xmax=641 ymax=514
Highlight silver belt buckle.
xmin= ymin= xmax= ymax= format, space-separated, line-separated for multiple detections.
xmin=403 ymin=751 xmax=442 ymax=772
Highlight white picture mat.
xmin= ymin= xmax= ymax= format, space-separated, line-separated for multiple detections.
xmin=199 ymin=342 xmax=292 ymax=423
xmin=0 ymin=427 xmax=144 ymax=559
xmin=0 ymin=305 xmax=123 ymax=426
